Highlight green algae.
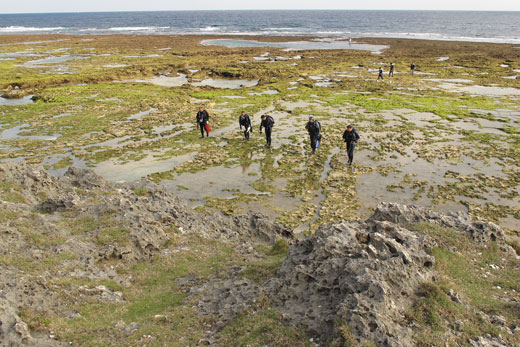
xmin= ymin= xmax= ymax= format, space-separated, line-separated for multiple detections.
xmin=1 ymin=34 xmax=519 ymax=233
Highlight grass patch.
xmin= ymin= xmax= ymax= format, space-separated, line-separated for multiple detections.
xmin=48 ymin=235 xmax=245 ymax=346
xmin=0 ymin=180 xmax=26 ymax=204
xmin=133 ymin=187 xmax=148 ymax=196
xmin=24 ymin=230 xmax=67 ymax=247
xmin=59 ymin=214 xmax=115 ymax=236
xmin=406 ymin=222 xmax=520 ymax=345
xmin=217 ymin=306 xmax=310 ymax=346
xmin=0 ymin=252 xmax=77 ymax=274
xmin=96 ymin=227 xmax=131 ymax=245
xmin=53 ymin=278 xmax=125 ymax=293
xmin=242 ymin=239 xmax=289 ymax=284
xmin=0 ymin=210 xmax=19 ymax=222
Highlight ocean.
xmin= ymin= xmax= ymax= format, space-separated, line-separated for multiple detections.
xmin=0 ymin=10 xmax=519 ymax=44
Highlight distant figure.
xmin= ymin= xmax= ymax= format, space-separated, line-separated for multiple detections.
xmin=342 ymin=124 xmax=360 ymax=165
xmin=305 ymin=116 xmax=321 ymax=154
xmin=389 ymin=63 xmax=395 ymax=77
xmin=349 ymin=37 xmax=352 ymax=46
xmin=238 ymin=111 xmax=252 ymax=140
xmin=259 ymin=114 xmax=275 ymax=147
xmin=377 ymin=67 xmax=384 ymax=80
xmin=410 ymin=63 xmax=416 ymax=75
xmin=196 ymin=107 xmax=210 ymax=138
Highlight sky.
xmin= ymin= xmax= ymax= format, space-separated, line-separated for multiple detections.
xmin=1 ymin=0 xmax=519 ymax=14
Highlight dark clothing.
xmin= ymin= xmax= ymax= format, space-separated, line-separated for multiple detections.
xmin=342 ymin=128 xmax=360 ymax=164
xmin=264 ymin=127 xmax=272 ymax=146
xmin=389 ymin=64 xmax=394 ymax=76
xmin=410 ymin=63 xmax=415 ymax=75
xmin=305 ymin=120 xmax=321 ymax=153
xmin=239 ymin=114 xmax=252 ymax=140
xmin=347 ymin=141 xmax=356 ymax=164
xmin=342 ymin=128 xmax=360 ymax=143
xmin=305 ymin=120 xmax=321 ymax=137
xmin=239 ymin=114 xmax=252 ymax=129
xmin=196 ymin=110 xmax=209 ymax=125
xmin=259 ymin=116 xmax=274 ymax=131
xmin=196 ymin=110 xmax=210 ymax=137
xmin=260 ymin=116 xmax=274 ymax=146
xmin=198 ymin=123 xmax=208 ymax=137
xmin=378 ymin=68 xmax=384 ymax=80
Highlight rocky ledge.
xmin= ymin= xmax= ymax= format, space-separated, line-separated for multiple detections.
xmin=0 ymin=163 xmax=517 ymax=346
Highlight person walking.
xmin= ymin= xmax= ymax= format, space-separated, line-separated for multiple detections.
xmin=238 ymin=111 xmax=252 ymax=140
xmin=389 ymin=62 xmax=395 ymax=77
xmin=259 ymin=114 xmax=274 ymax=147
xmin=305 ymin=116 xmax=321 ymax=154
xmin=377 ymin=67 xmax=384 ymax=80
xmin=196 ymin=107 xmax=210 ymax=138
xmin=410 ymin=63 xmax=416 ymax=75
xmin=342 ymin=124 xmax=360 ymax=165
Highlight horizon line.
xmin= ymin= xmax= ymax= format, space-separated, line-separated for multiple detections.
xmin=2 ymin=9 xmax=520 ymax=15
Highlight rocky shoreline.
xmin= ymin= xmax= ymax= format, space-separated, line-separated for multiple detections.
xmin=1 ymin=162 xmax=518 ymax=345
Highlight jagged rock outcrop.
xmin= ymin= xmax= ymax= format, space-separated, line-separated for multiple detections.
xmin=265 ymin=214 xmax=435 ymax=345
xmin=0 ymin=297 xmax=60 ymax=346
xmin=0 ymin=163 xmax=516 ymax=346
xmin=189 ymin=202 xmax=516 ymax=345
xmin=0 ymin=163 xmax=294 ymax=345
xmin=370 ymin=202 xmax=506 ymax=246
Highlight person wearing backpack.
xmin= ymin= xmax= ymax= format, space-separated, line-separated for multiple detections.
xmin=196 ymin=107 xmax=210 ymax=138
xmin=377 ymin=67 xmax=384 ymax=80
xmin=342 ymin=124 xmax=360 ymax=165
xmin=259 ymin=114 xmax=274 ymax=147
xmin=305 ymin=116 xmax=321 ymax=154
xmin=238 ymin=111 xmax=252 ymax=140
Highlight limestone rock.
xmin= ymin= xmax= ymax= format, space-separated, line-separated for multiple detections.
xmin=265 ymin=216 xmax=435 ymax=345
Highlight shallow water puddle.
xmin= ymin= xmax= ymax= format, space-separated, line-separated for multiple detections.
xmin=427 ymin=78 xmax=473 ymax=84
xmin=127 ymin=108 xmax=157 ymax=120
xmin=0 ymin=123 xmax=59 ymax=141
xmin=192 ymin=78 xmax=259 ymax=89
xmin=93 ymin=151 xmax=197 ymax=182
xmin=21 ymin=54 xmax=87 ymax=68
xmin=201 ymin=39 xmax=388 ymax=54
xmin=438 ymin=83 xmax=520 ymax=96
xmin=160 ymin=163 xmax=262 ymax=203
xmin=249 ymin=90 xmax=279 ymax=96
xmin=131 ymin=75 xmax=259 ymax=89
xmin=0 ymin=95 xmax=35 ymax=106
xmin=103 ymin=64 xmax=128 ymax=68
xmin=134 ymin=74 xmax=188 ymax=87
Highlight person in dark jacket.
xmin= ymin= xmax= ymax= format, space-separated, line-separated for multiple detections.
xmin=410 ymin=63 xmax=416 ymax=75
xmin=305 ymin=116 xmax=321 ymax=154
xmin=342 ymin=124 xmax=360 ymax=165
xmin=239 ymin=111 xmax=252 ymax=140
xmin=377 ymin=67 xmax=384 ymax=80
xmin=389 ymin=63 xmax=395 ymax=77
xmin=259 ymin=114 xmax=274 ymax=147
xmin=196 ymin=107 xmax=210 ymax=138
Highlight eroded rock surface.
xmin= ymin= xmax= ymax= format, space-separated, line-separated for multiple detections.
xmin=265 ymin=215 xmax=435 ymax=345
xmin=0 ymin=163 xmax=516 ymax=346
xmin=0 ymin=163 xmax=293 ymax=345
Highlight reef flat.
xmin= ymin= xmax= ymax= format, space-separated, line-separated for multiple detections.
xmin=1 ymin=34 xmax=519 ymax=235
